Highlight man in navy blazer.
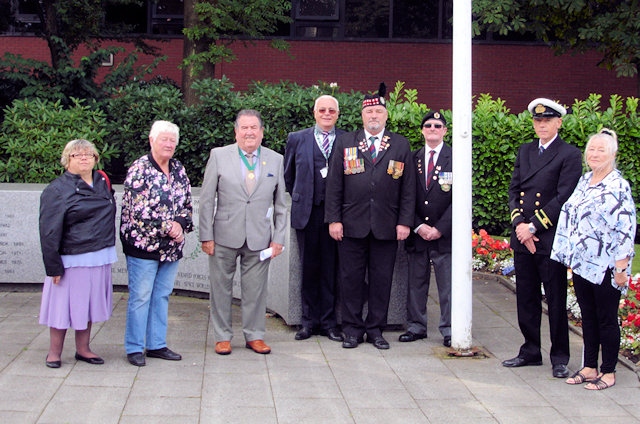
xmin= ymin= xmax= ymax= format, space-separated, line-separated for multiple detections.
xmin=502 ymin=98 xmax=582 ymax=378
xmin=325 ymin=84 xmax=416 ymax=350
xmin=284 ymin=95 xmax=345 ymax=342
xmin=401 ymin=111 xmax=453 ymax=347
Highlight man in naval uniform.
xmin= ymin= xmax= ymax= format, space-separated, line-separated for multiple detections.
xmin=502 ymin=98 xmax=582 ymax=379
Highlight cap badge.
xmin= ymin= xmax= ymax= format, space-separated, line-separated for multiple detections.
xmin=535 ymin=104 xmax=546 ymax=114
xmin=434 ymin=112 xmax=441 ymax=119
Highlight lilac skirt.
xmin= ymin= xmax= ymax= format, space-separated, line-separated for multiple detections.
xmin=39 ymin=264 xmax=113 ymax=330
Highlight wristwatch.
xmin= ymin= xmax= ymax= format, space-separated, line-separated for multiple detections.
xmin=615 ymin=266 xmax=626 ymax=274
xmin=528 ymin=223 xmax=536 ymax=234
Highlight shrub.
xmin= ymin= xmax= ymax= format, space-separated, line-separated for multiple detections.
xmin=0 ymin=97 xmax=115 ymax=183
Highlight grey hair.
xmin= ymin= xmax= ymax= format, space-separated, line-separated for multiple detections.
xmin=584 ymin=128 xmax=618 ymax=171
xmin=149 ymin=120 xmax=179 ymax=143
xmin=234 ymin=110 xmax=263 ymax=129
xmin=314 ymin=95 xmax=340 ymax=111
xmin=60 ymin=139 xmax=99 ymax=169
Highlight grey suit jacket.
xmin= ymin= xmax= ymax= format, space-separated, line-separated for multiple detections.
xmin=199 ymin=143 xmax=287 ymax=251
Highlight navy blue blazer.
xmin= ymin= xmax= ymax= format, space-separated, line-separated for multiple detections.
xmin=405 ymin=144 xmax=453 ymax=253
xmin=508 ymin=136 xmax=582 ymax=255
xmin=284 ymin=127 xmax=345 ymax=229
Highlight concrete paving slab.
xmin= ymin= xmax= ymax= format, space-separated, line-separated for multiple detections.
xmin=0 ymin=275 xmax=638 ymax=424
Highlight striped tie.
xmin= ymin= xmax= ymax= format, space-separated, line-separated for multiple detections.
xmin=322 ymin=131 xmax=330 ymax=156
xmin=369 ymin=136 xmax=377 ymax=162
xmin=427 ymin=150 xmax=436 ymax=187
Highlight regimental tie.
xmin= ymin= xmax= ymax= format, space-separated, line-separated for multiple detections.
xmin=244 ymin=153 xmax=256 ymax=194
xmin=322 ymin=131 xmax=331 ymax=157
xmin=369 ymin=136 xmax=378 ymax=162
xmin=539 ymin=145 xmax=544 ymax=156
xmin=427 ymin=150 xmax=436 ymax=187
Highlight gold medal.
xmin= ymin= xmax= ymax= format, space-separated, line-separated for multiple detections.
xmin=248 ymin=172 xmax=255 ymax=180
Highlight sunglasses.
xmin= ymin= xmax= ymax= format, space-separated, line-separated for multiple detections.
xmin=423 ymin=123 xmax=443 ymax=129
xmin=317 ymin=108 xmax=338 ymax=115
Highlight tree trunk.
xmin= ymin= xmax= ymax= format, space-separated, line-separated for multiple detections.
xmin=39 ymin=0 xmax=68 ymax=70
xmin=182 ymin=0 xmax=216 ymax=106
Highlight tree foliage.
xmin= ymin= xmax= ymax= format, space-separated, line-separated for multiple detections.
xmin=472 ymin=0 xmax=640 ymax=94
xmin=180 ymin=0 xmax=291 ymax=105
xmin=0 ymin=0 xmax=161 ymax=110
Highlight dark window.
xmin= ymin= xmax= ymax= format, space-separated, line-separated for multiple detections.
xmin=105 ymin=2 xmax=147 ymax=34
xmin=151 ymin=0 xmax=184 ymax=35
xmin=345 ymin=0 xmax=389 ymax=38
xmin=296 ymin=0 xmax=339 ymax=20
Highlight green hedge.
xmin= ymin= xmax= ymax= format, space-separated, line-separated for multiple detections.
xmin=1 ymin=79 xmax=638 ymax=236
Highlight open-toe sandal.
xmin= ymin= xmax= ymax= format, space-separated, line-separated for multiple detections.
xmin=565 ymin=369 xmax=597 ymax=385
xmin=585 ymin=377 xmax=615 ymax=391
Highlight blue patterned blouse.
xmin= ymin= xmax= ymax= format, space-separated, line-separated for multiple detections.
xmin=551 ymin=169 xmax=636 ymax=291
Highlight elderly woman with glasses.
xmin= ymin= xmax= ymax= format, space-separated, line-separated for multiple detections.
xmin=551 ymin=128 xmax=636 ymax=390
xmin=120 ymin=120 xmax=193 ymax=367
xmin=39 ymin=139 xmax=117 ymax=368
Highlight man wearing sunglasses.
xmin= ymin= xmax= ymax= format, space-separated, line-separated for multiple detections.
xmin=284 ymin=95 xmax=345 ymax=342
xmin=401 ymin=111 xmax=453 ymax=347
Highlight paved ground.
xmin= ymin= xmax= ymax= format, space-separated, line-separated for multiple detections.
xmin=1 ymin=275 xmax=639 ymax=424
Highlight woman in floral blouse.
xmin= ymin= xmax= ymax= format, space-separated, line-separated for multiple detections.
xmin=551 ymin=128 xmax=636 ymax=390
xmin=120 ymin=120 xmax=193 ymax=367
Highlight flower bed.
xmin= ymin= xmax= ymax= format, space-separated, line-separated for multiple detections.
xmin=472 ymin=230 xmax=640 ymax=365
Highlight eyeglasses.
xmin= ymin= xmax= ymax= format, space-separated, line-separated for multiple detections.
xmin=423 ymin=123 xmax=444 ymax=129
xmin=70 ymin=153 xmax=95 ymax=159
xmin=317 ymin=108 xmax=338 ymax=115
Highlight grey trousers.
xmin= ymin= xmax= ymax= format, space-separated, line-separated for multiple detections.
xmin=208 ymin=242 xmax=270 ymax=342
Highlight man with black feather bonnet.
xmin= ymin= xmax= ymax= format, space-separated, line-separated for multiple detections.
xmin=325 ymin=83 xmax=416 ymax=350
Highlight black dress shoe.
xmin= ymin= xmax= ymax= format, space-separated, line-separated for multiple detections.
xmin=367 ymin=336 xmax=390 ymax=350
xmin=45 ymin=356 xmax=61 ymax=368
xmin=127 ymin=352 xmax=146 ymax=367
xmin=342 ymin=335 xmax=362 ymax=349
xmin=146 ymin=347 xmax=182 ymax=361
xmin=323 ymin=328 xmax=344 ymax=342
xmin=295 ymin=327 xmax=313 ymax=340
xmin=501 ymin=356 xmax=543 ymax=367
xmin=75 ymin=352 xmax=104 ymax=365
xmin=398 ymin=331 xmax=427 ymax=342
xmin=552 ymin=364 xmax=570 ymax=378
xmin=443 ymin=336 xmax=452 ymax=347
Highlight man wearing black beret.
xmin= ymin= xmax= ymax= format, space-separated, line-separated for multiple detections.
xmin=400 ymin=110 xmax=453 ymax=347
xmin=503 ymin=98 xmax=582 ymax=378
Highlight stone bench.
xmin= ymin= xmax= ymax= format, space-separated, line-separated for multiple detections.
xmin=0 ymin=183 xmax=408 ymax=326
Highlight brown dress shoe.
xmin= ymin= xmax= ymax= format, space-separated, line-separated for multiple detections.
xmin=245 ymin=340 xmax=271 ymax=354
xmin=215 ymin=341 xmax=232 ymax=355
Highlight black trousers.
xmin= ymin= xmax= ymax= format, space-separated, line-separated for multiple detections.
xmin=337 ymin=233 xmax=397 ymax=339
xmin=514 ymin=252 xmax=570 ymax=365
xmin=296 ymin=203 xmax=338 ymax=330
xmin=573 ymin=271 xmax=621 ymax=374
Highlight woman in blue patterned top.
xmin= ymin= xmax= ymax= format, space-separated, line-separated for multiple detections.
xmin=551 ymin=128 xmax=636 ymax=390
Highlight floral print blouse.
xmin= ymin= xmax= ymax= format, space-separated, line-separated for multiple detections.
xmin=120 ymin=154 xmax=193 ymax=262
xmin=551 ymin=169 xmax=636 ymax=291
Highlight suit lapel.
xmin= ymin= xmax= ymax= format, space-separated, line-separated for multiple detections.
xmin=522 ymin=139 xmax=561 ymax=182
xmin=415 ymin=147 xmax=428 ymax=193
xmin=374 ymin=131 xmax=392 ymax=164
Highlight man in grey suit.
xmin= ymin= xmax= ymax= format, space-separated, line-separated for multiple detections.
xmin=199 ymin=109 xmax=287 ymax=356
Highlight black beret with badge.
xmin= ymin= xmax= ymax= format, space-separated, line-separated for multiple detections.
xmin=527 ymin=98 xmax=567 ymax=118
xmin=362 ymin=82 xmax=387 ymax=109
xmin=421 ymin=110 xmax=447 ymax=127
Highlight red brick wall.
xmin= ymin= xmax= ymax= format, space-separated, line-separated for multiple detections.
xmin=1 ymin=36 xmax=636 ymax=112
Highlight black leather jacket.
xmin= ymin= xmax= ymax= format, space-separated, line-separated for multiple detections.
xmin=39 ymin=170 xmax=116 ymax=276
